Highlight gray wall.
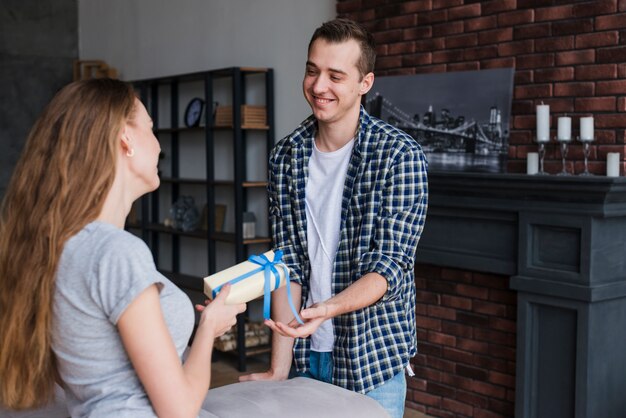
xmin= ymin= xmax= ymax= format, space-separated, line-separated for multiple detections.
xmin=0 ymin=1 xmax=78 ymax=198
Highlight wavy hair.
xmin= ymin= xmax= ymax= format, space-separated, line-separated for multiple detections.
xmin=0 ymin=78 xmax=136 ymax=409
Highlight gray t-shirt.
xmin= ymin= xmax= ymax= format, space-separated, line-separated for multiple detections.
xmin=52 ymin=221 xmax=194 ymax=418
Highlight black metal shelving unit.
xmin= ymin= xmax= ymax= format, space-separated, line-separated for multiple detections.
xmin=128 ymin=67 xmax=275 ymax=371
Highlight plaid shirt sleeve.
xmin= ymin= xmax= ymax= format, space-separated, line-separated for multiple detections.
xmin=268 ymin=141 xmax=304 ymax=286
xmin=357 ymin=144 xmax=428 ymax=302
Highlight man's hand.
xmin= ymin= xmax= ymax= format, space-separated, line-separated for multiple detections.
xmin=238 ymin=367 xmax=288 ymax=382
xmin=265 ymin=302 xmax=330 ymax=339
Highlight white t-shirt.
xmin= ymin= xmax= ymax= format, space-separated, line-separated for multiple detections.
xmin=305 ymin=137 xmax=354 ymax=352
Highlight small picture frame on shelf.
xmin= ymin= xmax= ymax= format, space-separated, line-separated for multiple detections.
xmin=201 ymin=204 xmax=227 ymax=232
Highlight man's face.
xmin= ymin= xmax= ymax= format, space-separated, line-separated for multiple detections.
xmin=302 ymin=38 xmax=373 ymax=127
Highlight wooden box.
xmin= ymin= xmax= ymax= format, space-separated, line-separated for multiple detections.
xmin=214 ymin=105 xmax=267 ymax=129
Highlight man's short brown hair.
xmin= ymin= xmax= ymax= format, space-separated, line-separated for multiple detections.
xmin=308 ymin=18 xmax=376 ymax=79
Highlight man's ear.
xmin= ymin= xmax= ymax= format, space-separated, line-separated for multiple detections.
xmin=359 ymin=72 xmax=375 ymax=96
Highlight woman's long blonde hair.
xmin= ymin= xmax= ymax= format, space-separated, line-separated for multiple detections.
xmin=0 ymin=78 xmax=136 ymax=409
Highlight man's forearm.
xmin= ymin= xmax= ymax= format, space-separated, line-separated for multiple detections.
xmin=325 ymin=272 xmax=387 ymax=318
xmin=269 ymin=284 xmax=302 ymax=377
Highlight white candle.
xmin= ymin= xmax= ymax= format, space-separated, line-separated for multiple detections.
xmin=607 ymin=153 xmax=620 ymax=177
xmin=557 ymin=116 xmax=572 ymax=141
xmin=536 ymin=104 xmax=550 ymax=142
xmin=527 ymin=152 xmax=539 ymax=175
xmin=580 ymin=116 xmax=594 ymax=141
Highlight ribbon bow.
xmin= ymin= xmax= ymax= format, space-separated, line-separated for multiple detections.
xmin=212 ymin=250 xmax=303 ymax=325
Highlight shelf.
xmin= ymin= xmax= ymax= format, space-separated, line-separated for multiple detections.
xmin=135 ymin=66 xmax=270 ymax=84
xmin=144 ymin=223 xmax=271 ymax=244
xmin=155 ymin=125 xmax=269 ymax=133
xmin=159 ymin=178 xmax=267 ymax=188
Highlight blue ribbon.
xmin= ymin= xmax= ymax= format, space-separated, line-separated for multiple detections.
xmin=211 ymin=250 xmax=304 ymax=325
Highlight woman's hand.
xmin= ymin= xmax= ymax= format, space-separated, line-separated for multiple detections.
xmin=195 ymin=284 xmax=246 ymax=338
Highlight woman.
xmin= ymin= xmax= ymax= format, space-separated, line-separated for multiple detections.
xmin=0 ymin=78 xmax=245 ymax=417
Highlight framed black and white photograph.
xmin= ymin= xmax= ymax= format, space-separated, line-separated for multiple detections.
xmin=365 ymin=68 xmax=515 ymax=173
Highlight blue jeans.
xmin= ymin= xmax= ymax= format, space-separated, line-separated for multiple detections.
xmin=298 ymin=351 xmax=406 ymax=418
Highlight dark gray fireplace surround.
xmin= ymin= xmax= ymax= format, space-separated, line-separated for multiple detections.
xmin=417 ymin=172 xmax=626 ymax=418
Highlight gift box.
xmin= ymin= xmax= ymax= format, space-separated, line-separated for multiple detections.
xmin=204 ymin=250 xmax=287 ymax=305
xmin=203 ymin=250 xmax=303 ymax=324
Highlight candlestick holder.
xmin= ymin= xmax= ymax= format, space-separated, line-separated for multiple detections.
xmin=556 ymin=137 xmax=571 ymax=176
xmin=537 ymin=141 xmax=549 ymax=175
xmin=577 ymin=136 xmax=594 ymax=176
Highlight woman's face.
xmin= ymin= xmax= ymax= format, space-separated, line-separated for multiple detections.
xmin=123 ymin=99 xmax=161 ymax=194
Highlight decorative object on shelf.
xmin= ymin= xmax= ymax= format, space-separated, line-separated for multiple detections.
xmin=535 ymin=103 xmax=550 ymax=175
xmin=199 ymin=203 xmax=226 ymax=232
xmin=213 ymin=321 xmax=270 ymax=352
xmin=527 ymin=152 xmax=539 ymax=175
xmin=578 ymin=117 xmax=595 ymax=176
xmin=607 ymin=152 xmax=620 ymax=177
xmin=184 ymin=97 xmax=204 ymax=127
xmin=73 ymin=60 xmax=118 ymax=81
xmin=214 ymin=105 xmax=267 ymax=129
xmin=170 ymin=196 xmax=200 ymax=231
xmin=556 ymin=116 xmax=572 ymax=176
xmin=204 ymin=250 xmax=303 ymax=324
xmin=242 ymin=212 xmax=256 ymax=239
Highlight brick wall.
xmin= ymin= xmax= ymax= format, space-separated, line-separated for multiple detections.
xmin=338 ymin=0 xmax=626 ymax=175
xmin=410 ymin=264 xmax=516 ymax=417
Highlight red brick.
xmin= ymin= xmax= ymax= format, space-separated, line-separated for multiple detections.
xmin=554 ymin=82 xmax=595 ymax=97
xmin=475 ymin=328 xmax=515 ymax=346
xmin=597 ymin=45 xmax=626 ymax=63
xmin=433 ymin=49 xmax=465 ymax=63
xmin=478 ymin=28 xmax=513 ymax=44
xmin=596 ymin=114 xmax=626 ymax=128
xmin=432 ymin=21 xmax=464 ymax=37
xmin=481 ymin=57 xmax=515 ymax=69
xmin=428 ymin=305 xmax=457 ymax=320
xmin=534 ymin=67 xmax=574 ymax=82
xmin=597 ymin=80 xmax=626 ymax=95
xmin=515 ymin=84 xmax=552 ymax=99
xmin=419 ymin=342 xmax=443 ymax=357
xmin=336 ymin=0 xmax=361 ymax=14
xmin=498 ymin=40 xmax=534 ymax=57
xmin=474 ymin=355 xmax=509 ymax=373
xmin=448 ymin=62 xmax=480 ymax=72
xmin=400 ymin=0 xmax=433 ymax=13
xmin=442 ymin=398 xmax=473 ymax=416
xmin=457 ymin=283 xmax=490 ymax=299
xmin=456 ymin=390 xmax=489 ymax=408
xmin=457 ymin=364 xmax=489 ymax=381
xmin=573 ymin=0 xmax=617 ymax=17
xmin=418 ymin=9 xmax=448 ymax=25
xmin=464 ymin=15 xmax=497 ymax=32
xmin=535 ymin=5 xmax=574 ymax=22
xmin=457 ymin=311 xmax=489 ymax=327
xmin=387 ymin=14 xmax=418 ymax=29
xmin=576 ymin=31 xmax=619 ymax=48
xmin=388 ymin=41 xmax=415 ymax=55
xmin=515 ymin=70 xmax=533 ymax=84
xmin=414 ymin=366 xmax=443 ymax=382
xmin=473 ymin=300 xmax=507 ymax=316
xmin=464 ymin=45 xmax=499 ymax=60
xmin=498 ymin=9 xmax=534 ymax=26
xmin=488 ymin=288 xmax=517 ymax=304
xmin=621 ymin=0 xmax=626 ymax=12
xmin=448 ymin=3 xmax=481 ymax=20
xmin=426 ymin=278 xmax=456 ymax=294
xmin=488 ymin=371 xmax=516 ymax=388
xmin=472 ymin=381 xmax=507 ymax=399
xmin=410 ymin=390 xmax=442 ymax=407
xmin=445 ymin=33 xmax=478 ymax=49
xmin=513 ymin=115 xmax=535 ymax=130
xmin=488 ymin=398 xmax=515 ymax=416
xmin=427 ymin=381 xmax=456 ymax=398
xmin=376 ymin=55 xmax=402 ymax=70
xmin=427 ymin=356 xmax=456 ymax=373
xmin=442 ymin=294 xmax=472 ymax=310
xmin=556 ymin=49 xmax=595 ymax=65
xmin=416 ymin=290 xmax=440 ymax=304
xmin=596 ymin=12 xmax=626 ymax=30
xmin=425 ymin=408 xmax=456 ymax=418
xmin=403 ymin=26 xmax=432 ymax=41
xmin=405 ymin=401 xmax=426 ymax=414
xmin=483 ymin=0 xmax=517 ymax=15
xmin=457 ymin=337 xmax=490 ymax=354
xmin=576 ymin=64 xmax=618 ymax=80
xmin=428 ymin=331 xmax=457 ymax=346
xmin=442 ymin=321 xmax=473 ymax=338
xmin=433 ymin=0 xmax=463 ymax=9
xmin=475 ymin=409 xmax=503 ymax=418
xmin=489 ymin=317 xmax=517 ymax=333
xmin=575 ymin=97 xmax=617 ymax=112
xmin=441 ymin=268 xmax=472 ymax=283
xmin=408 ymin=376 xmax=427 ymax=391
xmin=415 ymin=64 xmax=447 ymax=74
xmin=489 ymin=344 xmax=516 ymax=361
xmin=442 ymin=346 xmax=474 ymax=364
xmin=619 ymin=97 xmax=626 ymax=111
xmin=508 ymin=130 xmax=533 ymax=144
xmin=516 ymin=53 xmax=555 ymax=70
xmin=536 ymin=35 xmax=574 ymax=52
xmin=441 ymin=372 xmax=473 ymax=391
xmin=373 ymin=29 xmax=404 ymax=44
xmin=416 ymin=314 xmax=442 ymax=331
xmin=552 ymin=18 xmax=595 ymax=35
xmin=514 ymin=22 xmax=551 ymax=39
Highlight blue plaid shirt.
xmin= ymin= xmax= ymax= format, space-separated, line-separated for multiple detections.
xmin=268 ymin=107 xmax=428 ymax=394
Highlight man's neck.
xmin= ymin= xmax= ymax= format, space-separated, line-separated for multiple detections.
xmin=315 ymin=107 xmax=360 ymax=152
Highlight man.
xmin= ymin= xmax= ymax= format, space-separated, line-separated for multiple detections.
xmin=241 ymin=19 xmax=428 ymax=418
